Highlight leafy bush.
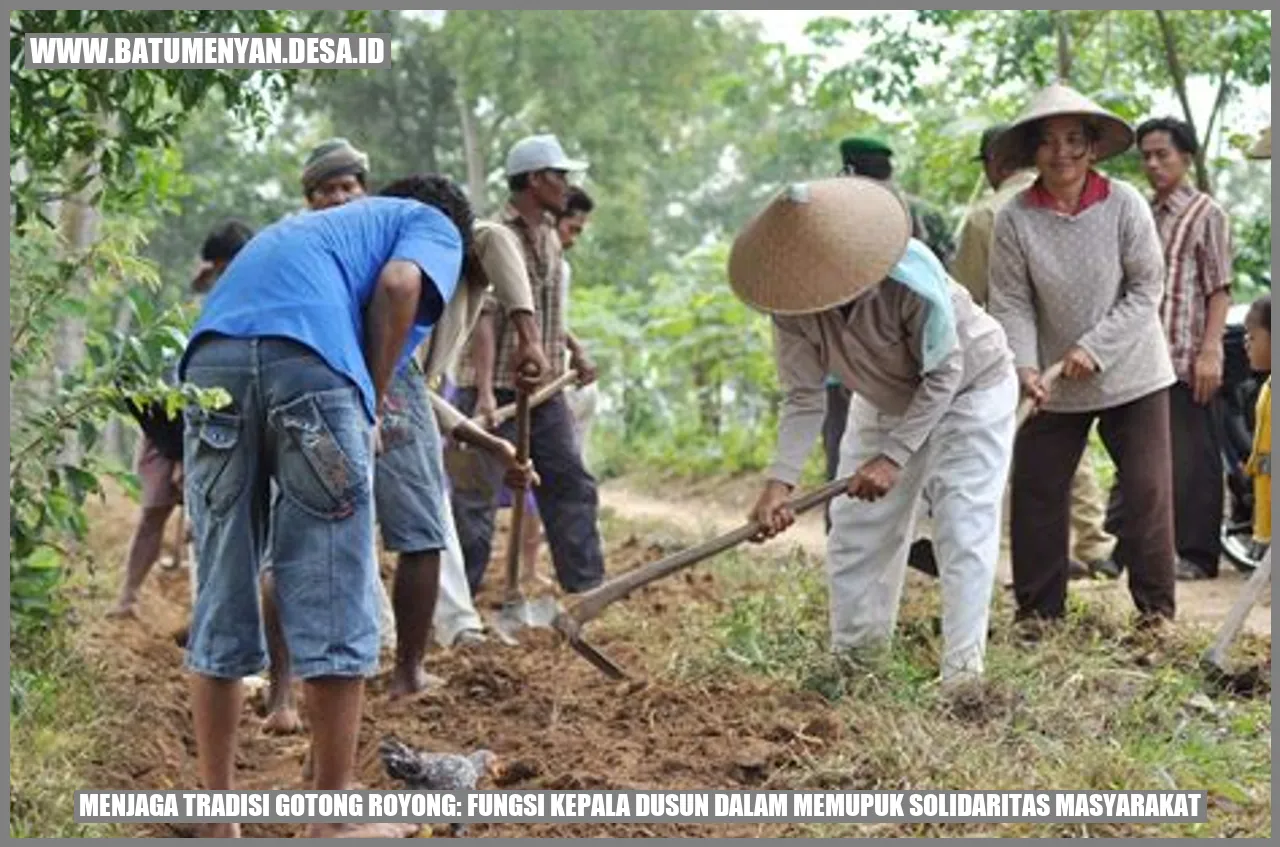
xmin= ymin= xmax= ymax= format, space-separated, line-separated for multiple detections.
xmin=576 ymin=243 xmax=805 ymax=479
xmin=1232 ymin=215 xmax=1272 ymax=302
xmin=8 ymin=221 xmax=226 ymax=637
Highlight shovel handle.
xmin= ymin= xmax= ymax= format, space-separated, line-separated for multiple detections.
xmin=503 ymin=391 xmax=533 ymax=599
xmin=479 ymin=370 xmax=580 ymax=429
xmin=1203 ymin=547 xmax=1271 ymax=670
xmin=1015 ymin=361 xmax=1064 ymax=428
xmin=560 ymin=361 xmax=1072 ymax=669
xmin=567 ymin=477 xmax=850 ymax=626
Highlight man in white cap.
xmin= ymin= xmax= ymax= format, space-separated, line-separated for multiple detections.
xmin=452 ymin=134 xmax=606 ymax=595
xmin=739 ymin=177 xmax=1018 ymax=686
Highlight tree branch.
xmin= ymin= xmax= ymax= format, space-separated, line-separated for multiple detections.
xmin=1073 ymin=11 xmax=1107 ymax=50
xmin=1201 ymin=64 xmax=1232 ymax=166
xmin=1154 ymin=11 xmax=1210 ymax=192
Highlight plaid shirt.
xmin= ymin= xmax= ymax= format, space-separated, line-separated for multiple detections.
xmin=455 ymin=205 xmax=567 ymax=390
xmin=1153 ymin=184 xmax=1233 ymax=383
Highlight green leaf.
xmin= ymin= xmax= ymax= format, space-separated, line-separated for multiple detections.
xmin=77 ymin=420 xmax=99 ymax=453
xmin=62 ymin=465 xmax=101 ymax=500
xmin=24 ymin=546 xmax=62 ymax=573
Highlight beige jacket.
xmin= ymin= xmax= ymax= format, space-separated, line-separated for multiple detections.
xmin=769 ymin=278 xmax=1012 ymax=484
xmin=950 ymin=170 xmax=1037 ymax=307
xmin=417 ymin=220 xmax=536 ymax=431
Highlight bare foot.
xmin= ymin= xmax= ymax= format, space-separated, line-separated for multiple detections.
xmin=105 ymin=599 xmax=139 ymax=619
xmin=521 ymin=572 xmax=555 ymax=591
xmin=388 ymin=668 xmax=446 ymax=701
xmin=305 ymin=822 xmax=420 ymax=838
xmin=262 ymin=706 xmax=303 ymax=735
xmin=201 ymin=822 xmax=241 ymax=838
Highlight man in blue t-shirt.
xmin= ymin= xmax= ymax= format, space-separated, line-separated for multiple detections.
xmin=178 ymin=176 xmax=470 ymax=838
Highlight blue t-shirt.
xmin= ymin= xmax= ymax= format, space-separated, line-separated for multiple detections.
xmin=181 ymin=197 xmax=462 ymax=421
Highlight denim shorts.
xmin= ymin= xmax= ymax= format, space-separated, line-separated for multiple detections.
xmin=374 ymin=363 xmax=448 ymax=554
xmin=182 ymin=336 xmax=380 ymax=680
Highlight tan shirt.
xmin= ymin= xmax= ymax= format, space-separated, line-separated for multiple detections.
xmin=418 ymin=220 xmax=536 ymax=431
xmin=769 ymin=278 xmax=1013 ymax=485
xmin=456 ymin=205 xmax=567 ymax=390
xmin=950 ymin=170 xmax=1038 ymax=306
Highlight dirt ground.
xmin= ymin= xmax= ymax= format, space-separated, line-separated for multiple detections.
xmin=73 ymin=477 xmax=1269 ymax=838
xmin=76 ymin=486 xmax=843 ymax=838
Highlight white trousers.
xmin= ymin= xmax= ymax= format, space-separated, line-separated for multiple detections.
xmin=431 ymin=491 xmax=486 ymax=647
xmin=827 ymin=370 xmax=1017 ymax=681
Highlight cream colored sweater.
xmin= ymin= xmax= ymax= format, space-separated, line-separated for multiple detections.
xmin=987 ymin=179 xmax=1175 ymax=413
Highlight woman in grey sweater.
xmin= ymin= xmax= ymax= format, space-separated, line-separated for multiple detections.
xmin=987 ymin=84 xmax=1177 ymax=630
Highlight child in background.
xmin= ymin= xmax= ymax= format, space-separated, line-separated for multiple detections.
xmin=1244 ymin=294 xmax=1271 ymax=556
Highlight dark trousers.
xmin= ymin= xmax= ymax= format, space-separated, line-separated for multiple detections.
xmin=450 ymin=387 xmax=605 ymax=596
xmin=1010 ymin=388 xmax=1176 ymax=621
xmin=1106 ymin=381 xmax=1224 ymax=575
xmin=822 ymin=382 xmax=852 ymax=533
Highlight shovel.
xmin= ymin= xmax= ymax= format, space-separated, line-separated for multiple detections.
xmin=520 ymin=477 xmax=854 ymax=678
xmin=1201 ymin=545 xmax=1271 ymax=690
xmin=491 ymin=389 xmax=540 ymax=645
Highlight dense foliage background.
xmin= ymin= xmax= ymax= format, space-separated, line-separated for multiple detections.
xmin=9 ymin=9 xmax=1272 ymax=634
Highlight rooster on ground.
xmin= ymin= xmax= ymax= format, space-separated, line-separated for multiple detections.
xmin=379 ymin=736 xmax=502 ymax=836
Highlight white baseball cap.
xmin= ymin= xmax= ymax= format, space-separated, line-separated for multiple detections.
xmin=504 ymin=134 xmax=589 ymax=177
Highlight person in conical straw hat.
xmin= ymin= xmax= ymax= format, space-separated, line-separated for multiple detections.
xmin=986 ymin=82 xmax=1178 ymax=632
xmin=736 ymin=176 xmax=1018 ymax=687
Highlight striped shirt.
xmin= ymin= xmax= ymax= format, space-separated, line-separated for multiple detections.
xmin=1152 ymin=183 xmax=1233 ymax=383
xmin=455 ymin=204 xmax=568 ymax=390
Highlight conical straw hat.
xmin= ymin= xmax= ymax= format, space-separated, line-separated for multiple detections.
xmin=728 ymin=177 xmax=911 ymax=316
xmin=1248 ymin=126 xmax=1271 ymax=160
xmin=989 ymin=83 xmax=1134 ymax=170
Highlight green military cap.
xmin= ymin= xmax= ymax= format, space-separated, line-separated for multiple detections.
xmin=839 ymin=135 xmax=894 ymax=162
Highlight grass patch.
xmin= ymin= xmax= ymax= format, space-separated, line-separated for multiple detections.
xmin=592 ymin=424 xmax=828 ymax=488
xmin=640 ymin=539 xmax=1272 ymax=838
xmin=10 ymin=631 xmax=126 ymax=838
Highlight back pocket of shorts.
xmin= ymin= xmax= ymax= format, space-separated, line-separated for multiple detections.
xmin=184 ymin=407 xmax=246 ymax=517
xmin=271 ymin=387 xmax=370 ymax=520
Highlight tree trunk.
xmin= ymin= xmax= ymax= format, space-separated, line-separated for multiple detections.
xmin=1055 ymin=11 xmax=1073 ymax=82
xmin=53 ymin=153 xmax=103 ymax=465
xmin=1154 ymin=10 xmax=1212 ymax=193
xmin=455 ymin=76 xmax=488 ymax=214
xmin=101 ymin=299 xmax=136 ymax=464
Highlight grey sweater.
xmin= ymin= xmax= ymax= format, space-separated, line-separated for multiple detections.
xmin=987 ymin=178 xmax=1175 ymax=413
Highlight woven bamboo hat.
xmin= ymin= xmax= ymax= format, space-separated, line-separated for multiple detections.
xmin=727 ymin=176 xmax=912 ymax=315
xmin=1249 ymin=126 xmax=1271 ymax=160
xmin=989 ymin=83 xmax=1134 ymax=170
